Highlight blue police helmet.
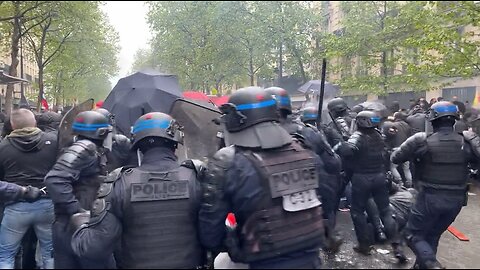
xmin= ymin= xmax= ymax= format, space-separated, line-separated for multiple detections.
xmin=300 ymin=106 xmax=318 ymax=123
xmin=427 ymin=101 xmax=459 ymax=122
xmin=356 ymin=110 xmax=381 ymax=128
xmin=72 ymin=111 xmax=112 ymax=140
xmin=265 ymin=87 xmax=292 ymax=114
xmin=131 ymin=112 xmax=183 ymax=149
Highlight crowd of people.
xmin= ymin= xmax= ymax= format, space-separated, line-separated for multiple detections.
xmin=0 ymin=86 xmax=478 ymax=269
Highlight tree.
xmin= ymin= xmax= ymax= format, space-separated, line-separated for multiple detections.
xmin=0 ymin=1 xmax=49 ymax=115
xmin=43 ymin=1 xmax=119 ymax=107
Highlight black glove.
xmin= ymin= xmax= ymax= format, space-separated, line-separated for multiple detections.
xmin=69 ymin=209 xmax=91 ymax=231
xmin=21 ymin=186 xmax=41 ymax=202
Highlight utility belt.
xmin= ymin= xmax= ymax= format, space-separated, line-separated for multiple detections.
xmin=418 ymin=183 xmax=469 ymax=206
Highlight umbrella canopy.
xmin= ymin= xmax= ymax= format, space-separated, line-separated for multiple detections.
xmin=358 ymin=100 xmax=390 ymax=118
xmin=0 ymin=70 xmax=28 ymax=85
xmin=183 ymin=91 xmax=210 ymax=102
xmin=102 ymin=70 xmax=183 ymax=136
xmin=210 ymin=95 xmax=229 ymax=106
xmin=297 ymin=80 xmax=340 ymax=100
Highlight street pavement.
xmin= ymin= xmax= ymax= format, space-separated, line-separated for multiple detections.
xmin=215 ymin=182 xmax=480 ymax=269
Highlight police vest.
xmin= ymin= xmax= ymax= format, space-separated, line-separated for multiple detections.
xmin=420 ymin=132 xmax=468 ymax=188
xmin=236 ymin=141 xmax=324 ymax=263
xmin=353 ymin=130 xmax=386 ymax=174
xmin=119 ymin=166 xmax=203 ymax=269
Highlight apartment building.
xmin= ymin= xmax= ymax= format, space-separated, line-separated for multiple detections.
xmin=317 ymin=1 xmax=480 ymax=110
xmin=0 ymin=41 xmax=39 ymax=109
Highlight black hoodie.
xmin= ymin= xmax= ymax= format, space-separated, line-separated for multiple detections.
xmin=0 ymin=129 xmax=58 ymax=188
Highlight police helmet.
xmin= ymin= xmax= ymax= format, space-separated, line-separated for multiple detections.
xmin=265 ymin=87 xmax=292 ymax=114
xmin=94 ymin=108 xmax=115 ymax=125
xmin=131 ymin=112 xmax=183 ymax=149
xmin=300 ymin=107 xmax=318 ymax=123
xmin=219 ymin=87 xmax=278 ymax=132
xmin=356 ymin=110 xmax=381 ymax=128
xmin=72 ymin=111 xmax=112 ymax=140
xmin=427 ymin=101 xmax=459 ymax=122
xmin=327 ymin=97 xmax=348 ymax=113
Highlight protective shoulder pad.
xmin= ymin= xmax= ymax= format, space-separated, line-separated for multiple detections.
xmin=57 ymin=140 xmax=97 ymax=169
xmin=91 ymin=167 xmax=123 ymax=218
xmin=305 ymin=123 xmax=319 ymax=132
xmin=407 ymin=132 xmax=427 ymax=144
xmin=201 ymin=146 xmax=235 ymax=211
xmin=463 ymin=130 xmax=480 ymax=158
xmin=181 ymin=159 xmax=206 ymax=178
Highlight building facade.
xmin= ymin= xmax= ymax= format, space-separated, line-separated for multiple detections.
xmin=317 ymin=1 xmax=480 ymax=110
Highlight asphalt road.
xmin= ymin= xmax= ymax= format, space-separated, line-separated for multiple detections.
xmin=215 ymin=182 xmax=480 ymax=269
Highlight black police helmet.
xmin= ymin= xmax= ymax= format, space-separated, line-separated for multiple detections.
xmin=427 ymin=101 xmax=459 ymax=122
xmin=265 ymin=87 xmax=292 ymax=114
xmin=131 ymin=112 xmax=183 ymax=150
xmin=327 ymin=97 xmax=348 ymax=113
xmin=94 ymin=108 xmax=114 ymax=125
xmin=72 ymin=111 xmax=112 ymax=140
xmin=219 ymin=87 xmax=278 ymax=132
xmin=356 ymin=110 xmax=381 ymax=128
xmin=300 ymin=106 xmax=318 ymax=123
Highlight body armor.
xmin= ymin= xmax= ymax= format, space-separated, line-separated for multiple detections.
xmin=230 ymin=142 xmax=324 ymax=263
xmin=334 ymin=116 xmax=352 ymax=138
xmin=419 ymin=132 xmax=468 ymax=189
xmin=57 ymin=139 xmax=105 ymax=213
xmin=119 ymin=165 xmax=203 ymax=269
xmin=352 ymin=130 xmax=386 ymax=173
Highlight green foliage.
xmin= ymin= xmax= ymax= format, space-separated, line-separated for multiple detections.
xmin=22 ymin=1 xmax=119 ymax=106
xmin=322 ymin=1 xmax=480 ymax=95
xmin=143 ymin=1 xmax=322 ymax=92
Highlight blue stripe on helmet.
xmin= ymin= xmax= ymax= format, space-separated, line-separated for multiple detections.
xmin=236 ymin=99 xmax=276 ymax=111
xmin=434 ymin=105 xmax=458 ymax=113
xmin=278 ymin=96 xmax=291 ymax=106
xmin=371 ymin=117 xmax=381 ymax=123
xmin=132 ymin=119 xmax=170 ymax=134
xmin=303 ymin=113 xmax=318 ymax=119
xmin=72 ymin=123 xmax=109 ymax=131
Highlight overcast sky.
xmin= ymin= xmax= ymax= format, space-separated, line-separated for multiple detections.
xmin=101 ymin=1 xmax=151 ymax=86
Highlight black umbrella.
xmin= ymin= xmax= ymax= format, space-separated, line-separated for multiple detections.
xmin=297 ymin=80 xmax=340 ymax=99
xmin=102 ymin=70 xmax=183 ymax=136
xmin=358 ymin=100 xmax=390 ymax=118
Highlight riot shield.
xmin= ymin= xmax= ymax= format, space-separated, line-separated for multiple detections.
xmin=169 ymin=98 xmax=222 ymax=162
xmin=57 ymin=99 xmax=95 ymax=151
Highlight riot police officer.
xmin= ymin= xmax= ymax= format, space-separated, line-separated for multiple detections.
xmin=335 ymin=110 xmax=398 ymax=255
xmin=70 ymin=112 xmax=206 ymax=269
xmin=199 ymin=87 xmax=326 ymax=269
xmin=266 ymin=87 xmax=343 ymax=253
xmin=391 ymin=101 xmax=480 ymax=269
xmin=45 ymin=110 xmax=115 ymax=269
xmin=326 ymin=97 xmax=354 ymax=143
xmin=94 ymin=108 xmax=132 ymax=171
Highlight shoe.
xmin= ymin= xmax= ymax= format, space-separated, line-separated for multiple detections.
xmin=393 ymin=248 xmax=408 ymax=264
xmin=424 ymin=260 xmax=444 ymax=269
xmin=376 ymin=231 xmax=387 ymax=243
xmin=353 ymin=245 xmax=372 ymax=255
xmin=324 ymin=235 xmax=343 ymax=254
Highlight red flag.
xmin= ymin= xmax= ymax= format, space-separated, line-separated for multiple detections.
xmin=41 ymin=92 xmax=49 ymax=110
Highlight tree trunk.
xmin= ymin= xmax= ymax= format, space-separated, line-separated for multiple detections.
xmin=278 ymin=41 xmax=283 ymax=81
xmin=36 ymin=67 xmax=44 ymax=112
xmin=6 ymin=3 xmax=21 ymax=116
xmin=249 ymin=47 xmax=255 ymax=86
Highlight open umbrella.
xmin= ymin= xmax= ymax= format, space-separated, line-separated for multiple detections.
xmin=297 ymin=80 xmax=340 ymax=100
xmin=102 ymin=70 xmax=183 ymax=136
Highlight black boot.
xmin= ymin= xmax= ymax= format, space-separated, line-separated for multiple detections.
xmin=424 ymin=260 xmax=444 ymax=269
xmin=392 ymin=243 xmax=408 ymax=264
xmin=376 ymin=230 xmax=387 ymax=243
xmin=325 ymin=234 xmax=343 ymax=254
xmin=353 ymin=244 xmax=372 ymax=256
